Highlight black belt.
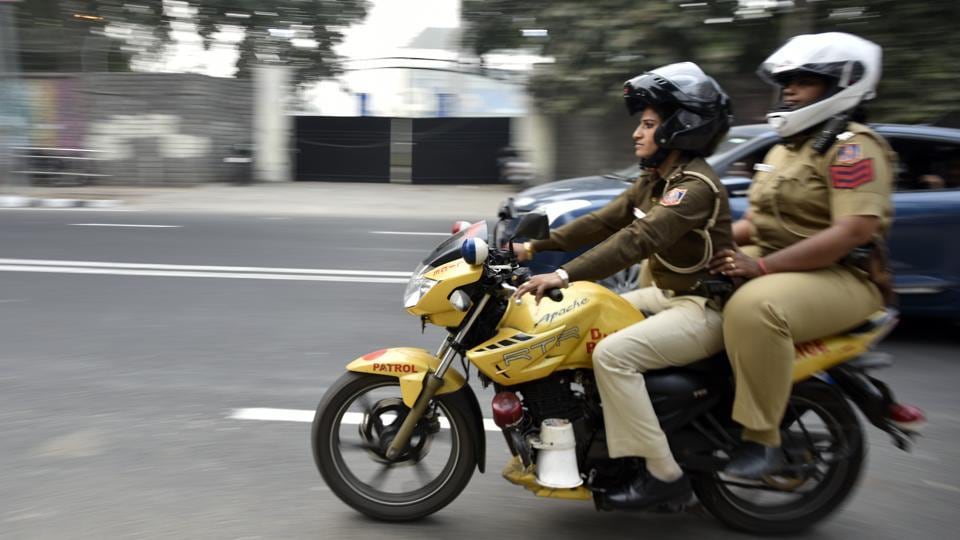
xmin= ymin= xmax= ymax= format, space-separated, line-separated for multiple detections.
xmin=671 ymin=278 xmax=735 ymax=308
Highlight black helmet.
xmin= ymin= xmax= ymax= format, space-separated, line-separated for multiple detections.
xmin=623 ymin=62 xmax=733 ymax=156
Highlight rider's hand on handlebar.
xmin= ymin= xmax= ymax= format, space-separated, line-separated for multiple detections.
xmin=512 ymin=242 xmax=533 ymax=263
xmin=513 ymin=272 xmax=565 ymax=305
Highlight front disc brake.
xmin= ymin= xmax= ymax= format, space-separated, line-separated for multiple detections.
xmin=358 ymin=397 xmax=438 ymax=464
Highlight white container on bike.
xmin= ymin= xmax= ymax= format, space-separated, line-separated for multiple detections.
xmin=532 ymin=418 xmax=582 ymax=488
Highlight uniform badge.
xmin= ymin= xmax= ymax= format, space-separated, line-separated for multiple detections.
xmin=836 ymin=143 xmax=863 ymax=164
xmin=831 ymin=158 xmax=874 ymax=189
xmin=660 ymin=188 xmax=687 ymax=206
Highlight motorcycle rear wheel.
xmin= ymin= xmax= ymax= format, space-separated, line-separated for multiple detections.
xmin=312 ymin=372 xmax=478 ymax=521
xmin=693 ymin=380 xmax=866 ymax=534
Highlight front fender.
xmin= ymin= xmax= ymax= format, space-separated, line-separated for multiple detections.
xmin=346 ymin=347 xmax=466 ymax=408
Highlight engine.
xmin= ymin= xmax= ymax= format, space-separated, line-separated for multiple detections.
xmin=492 ymin=370 xmax=603 ymax=469
xmin=517 ymin=371 xmax=592 ymax=423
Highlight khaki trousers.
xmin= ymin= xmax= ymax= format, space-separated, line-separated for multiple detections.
xmin=593 ymin=286 xmax=724 ymax=459
xmin=723 ymin=265 xmax=882 ymax=447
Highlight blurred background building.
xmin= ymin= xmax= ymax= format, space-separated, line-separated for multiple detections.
xmin=1 ymin=0 xmax=957 ymax=187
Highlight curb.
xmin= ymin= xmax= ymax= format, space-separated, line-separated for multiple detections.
xmin=0 ymin=196 xmax=124 ymax=209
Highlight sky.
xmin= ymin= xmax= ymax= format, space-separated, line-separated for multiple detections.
xmin=337 ymin=0 xmax=460 ymax=60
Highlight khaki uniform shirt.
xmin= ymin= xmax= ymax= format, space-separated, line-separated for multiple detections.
xmin=748 ymin=122 xmax=895 ymax=255
xmin=531 ymin=155 xmax=733 ymax=292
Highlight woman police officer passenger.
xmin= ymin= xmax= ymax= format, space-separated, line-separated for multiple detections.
xmin=513 ymin=62 xmax=734 ymax=509
xmin=708 ymin=33 xmax=896 ymax=478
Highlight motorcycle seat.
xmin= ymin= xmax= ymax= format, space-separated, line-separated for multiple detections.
xmin=843 ymin=308 xmax=899 ymax=336
xmin=651 ymin=353 xmax=732 ymax=378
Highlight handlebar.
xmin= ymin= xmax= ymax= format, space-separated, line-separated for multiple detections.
xmin=490 ymin=249 xmax=564 ymax=303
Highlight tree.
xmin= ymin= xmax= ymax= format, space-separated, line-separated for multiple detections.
xmin=462 ymin=1 xmax=773 ymax=115
xmin=14 ymin=0 xmax=369 ymax=85
xmin=188 ymin=0 xmax=368 ymax=83
xmin=462 ymin=0 xmax=960 ymax=124
xmin=806 ymin=0 xmax=960 ymax=124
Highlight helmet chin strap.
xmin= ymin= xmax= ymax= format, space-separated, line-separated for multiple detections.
xmin=640 ymin=147 xmax=671 ymax=169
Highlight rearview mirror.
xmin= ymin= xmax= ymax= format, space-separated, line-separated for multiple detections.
xmin=512 ymin=211 xmax=550 ymax=241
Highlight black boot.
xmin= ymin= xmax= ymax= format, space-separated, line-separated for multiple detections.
xmin=724 ymin=442 xmax=784 ymax=479
xmin=601 ymin=473 xmax=692 ymax=511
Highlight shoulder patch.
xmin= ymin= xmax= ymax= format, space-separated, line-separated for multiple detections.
xmin=831 ymin=158 xmax=874 ymax=189
xmin=836 ymin=143 xmax=863 ymax=164
xmin=660 ymin=188 xmax=687 ymax=206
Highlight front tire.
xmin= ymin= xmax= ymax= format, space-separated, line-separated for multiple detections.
xmin=693 ymin=380 xmax=866 ymax=534
xmin=312 ymin=372 xmax=478 ymax=521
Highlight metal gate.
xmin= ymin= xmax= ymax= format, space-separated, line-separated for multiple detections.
xmin=294 ymin=116 xmax=391 ymax=182
xmin=294 ymin=116 xmax=511 ymax=184
xmin=411 ymin=118 xmax=510 ymax=184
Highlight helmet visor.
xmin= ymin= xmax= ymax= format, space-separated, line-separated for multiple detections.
xmin=758 ymin=61 xmax=855 ymax=86
xmin=624 ymin=62 xmax=722 ymax=115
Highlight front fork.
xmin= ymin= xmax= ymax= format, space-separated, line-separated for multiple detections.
xmin=386 ymin=294 xmax=491 ymax=460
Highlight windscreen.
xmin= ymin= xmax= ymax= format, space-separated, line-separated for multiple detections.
xmin=418 ymin=221 xmax=488 ymax=270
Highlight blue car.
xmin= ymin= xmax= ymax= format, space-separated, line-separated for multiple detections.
xmin=496 ymin=124 xmax=960 ymax=318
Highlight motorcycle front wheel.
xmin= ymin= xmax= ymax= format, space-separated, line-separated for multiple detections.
xmin=312 ymin=372 xmax=478 ymax=521
xmin=693 ymin=380 xmax=866 ymax=534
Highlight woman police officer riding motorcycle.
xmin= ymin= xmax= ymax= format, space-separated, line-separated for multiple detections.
xmin=707 ymin=32 xmax=922 ymax=478
xmin=514 ymin=62 xmax=735 ymax=509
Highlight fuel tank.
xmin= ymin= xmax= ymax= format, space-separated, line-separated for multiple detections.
xmin=467 ymin=281 xmax=643 ymax=386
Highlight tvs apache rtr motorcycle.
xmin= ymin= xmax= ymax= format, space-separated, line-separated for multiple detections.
xmin=311 ymin=213 xmax=924 ymax=534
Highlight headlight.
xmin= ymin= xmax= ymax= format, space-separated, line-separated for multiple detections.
xmin=404 ymin=275 xmax=438 ymax=309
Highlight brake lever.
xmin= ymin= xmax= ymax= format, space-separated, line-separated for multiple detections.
xmin=501 ymin=283 xmax=524 ymax=304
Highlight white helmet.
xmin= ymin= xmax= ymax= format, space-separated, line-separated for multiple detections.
xmin=759 ymin=32 xmax=882 ymax=137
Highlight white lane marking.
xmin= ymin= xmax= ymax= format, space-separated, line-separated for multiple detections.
xmin=69 ymin=223 xmax=179 ymax=228
xmin=0 ymin=265 xmax=409 ymax=283
xmin=370 ymin=231 xmax=451 ymax=237
xmin=0 ymin=207 xmax=141 ymax=212
xmin=922 ymin=480 xmax=960 ymax=494
xmin=69 ymin=223 xmax=182 ymax=228
xmin=0 ymin=258 xmax=412 ymax=277
xmin=230 ymin=408 xmax=500 ymax=432
xmin=232 ymin=408 xmax=314 ymax=422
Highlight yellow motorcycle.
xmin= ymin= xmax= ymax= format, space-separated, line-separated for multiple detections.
xmin=311 ymin=214 xmax=924 ymax=534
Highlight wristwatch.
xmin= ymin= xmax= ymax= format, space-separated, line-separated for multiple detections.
xmin=555 ymin=268 xmax=570 ymax=288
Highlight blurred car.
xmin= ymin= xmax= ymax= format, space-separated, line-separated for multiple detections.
xmin=496 ymin=123 xmax=960 ymax=318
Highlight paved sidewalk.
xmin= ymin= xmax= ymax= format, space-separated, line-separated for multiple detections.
xmin=0 ymin=182 xmax=522 ymax=219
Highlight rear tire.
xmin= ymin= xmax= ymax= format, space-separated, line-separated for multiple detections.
xmin=693 ymin=380 xmax=866 ymax=534
xmin=312 ymin=372 xmax=479 ymax=521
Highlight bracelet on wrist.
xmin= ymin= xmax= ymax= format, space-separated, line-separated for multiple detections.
xmin=523 ymin=241 xmax=535 ymax=258
xmin=555 ymin=268 xmax=570 ymax=288
xmin=757 ymin=258 xmax=770 ymax=275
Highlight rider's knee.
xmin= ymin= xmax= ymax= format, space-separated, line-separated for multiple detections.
xmin=593 ymin=334 xmax=658 ymax=374
xmin=592 ymin=338 xmax=617 ymax=372
xmin=724 ymin=284 xmax=788 ymax=338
